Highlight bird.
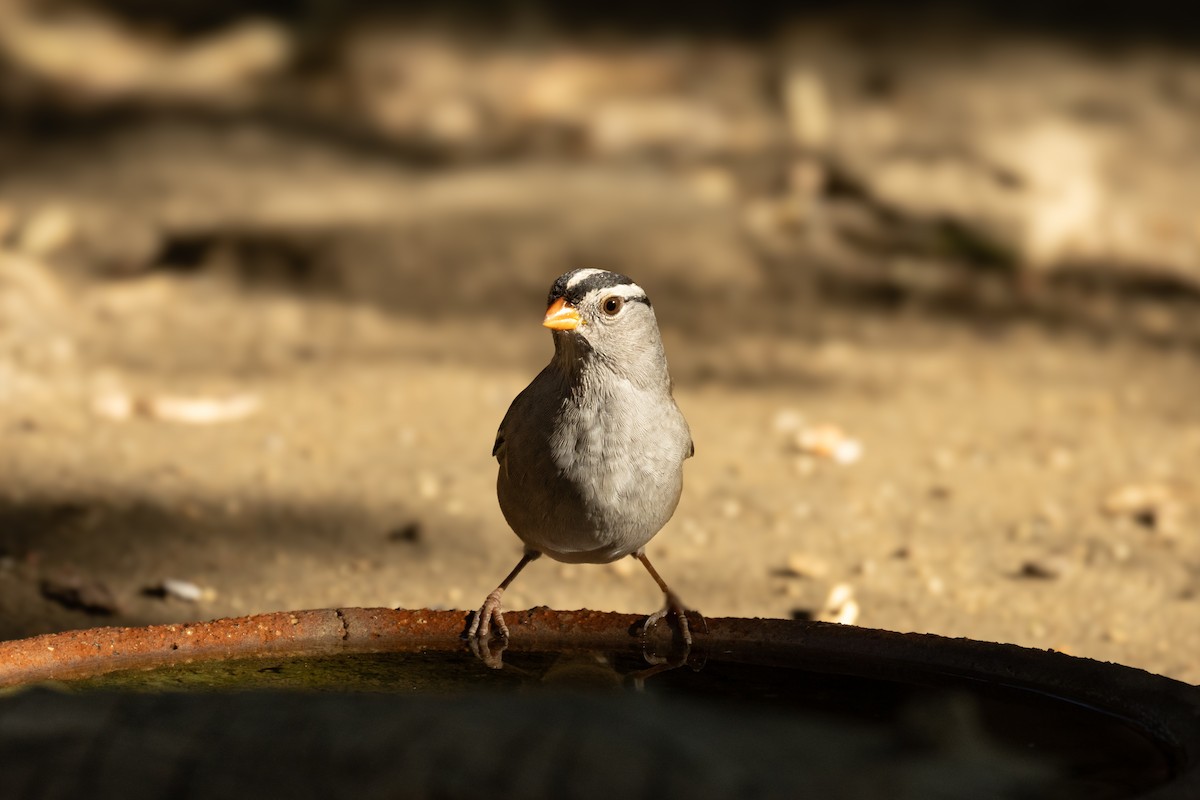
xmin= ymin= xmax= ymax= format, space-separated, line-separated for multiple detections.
xmin=468 ymin=268 xmax=698 ymax=646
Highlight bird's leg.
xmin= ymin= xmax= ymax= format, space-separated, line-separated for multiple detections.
xmin=635 ymin=551 xmax=696 ymax=646
xmin=468 ymin=550 xmax=540 ymax=640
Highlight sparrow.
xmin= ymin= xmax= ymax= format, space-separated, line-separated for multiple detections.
xmin=469 ymin=268 xmax=698 ymax=645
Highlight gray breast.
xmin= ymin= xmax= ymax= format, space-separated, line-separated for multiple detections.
xmin=496 ymin=371 xmax=689 ymax=564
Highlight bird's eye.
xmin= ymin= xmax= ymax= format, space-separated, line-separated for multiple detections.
xmin=602 ymin=296 xmax=624 ymax=316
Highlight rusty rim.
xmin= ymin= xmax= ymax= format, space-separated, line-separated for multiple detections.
xmin=1 ymin=607 xmax=1198 ymax=778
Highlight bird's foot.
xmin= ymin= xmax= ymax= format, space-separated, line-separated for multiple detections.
xmin=643 ymin=605 xmax=689 ymax=645
xmin=641 ymin=593 xmax=704 ymax=664
xmin=643 ymin=592 xmax=693 ymax=643
xmin=468 ymin=588 xmax=509 ymax=640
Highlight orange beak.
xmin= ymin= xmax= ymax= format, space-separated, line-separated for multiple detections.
xmin=543 ymin=297 xmax=582 ymax=331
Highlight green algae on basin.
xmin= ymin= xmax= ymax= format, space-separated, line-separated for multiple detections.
xmin=56 ymin=651 xmax=494 ymax=693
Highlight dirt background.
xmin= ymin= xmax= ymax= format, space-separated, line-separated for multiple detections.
xmin=0 ymin=2 xmax=1198 ymax=684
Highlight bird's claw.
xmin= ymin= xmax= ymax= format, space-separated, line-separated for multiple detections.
xmin=468 ymin=588 xmax=509 ymax=640
xmin=466 ymin=589 xmax=510 ymax=669
xmin=641 ymin=594 xmax=703 ymax=664
xmin=643 ymin=605 xmax=689 ymax=645
xmin=642 ymin=593 xmax=693 ymax=642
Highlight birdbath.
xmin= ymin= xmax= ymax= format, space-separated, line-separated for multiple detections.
xmin=0 ymin=608 xmax=1196 ymax=799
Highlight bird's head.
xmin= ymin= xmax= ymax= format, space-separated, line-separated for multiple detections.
xmin=542 ymin=268 xmax=667 ymax=384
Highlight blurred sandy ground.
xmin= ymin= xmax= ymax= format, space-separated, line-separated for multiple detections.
xmin=0 ymin=2 xmax=1198 ymax=682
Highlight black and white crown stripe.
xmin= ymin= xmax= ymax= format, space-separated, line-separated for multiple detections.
xmin=548 ymin=269 xmax=651 ymax=308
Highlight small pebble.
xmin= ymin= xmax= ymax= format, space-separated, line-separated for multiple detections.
xmin=853 ymin=559 xmax=877 ymax=578
xmin=1019 ymin=556 xmax=1071 ymax=580
xmin=824 ymin=433 xmax=861 ymax=463
xmin=928 ymin=485 xmax=952 ymax=500
xmin=818 ymin=583 xmax=859 ymax=625
xmin=161 ymin=578 xmax=205 ymax=602
xmin=416 ymin=472 xmax=441 ymax=500
xmin=387 ymin=522 xmax=422 ymax=543
xmin=791 ymin=424 xmax=863 ymax=465
xmin=830 ymin=599 xmax=860 ymax=626
xmin=1102 ymin=483 xmax=1180 ymax=533
xmin=1103 ymin=628 xmax=1128 ymax=644
xmin=784 ymin=552 xmax=829 ymax=579
xmin=1109 ymin=541 xmax=1131 ymax=562
xmin=41 ymin=571 xmax=120 ymax=615
xmin=148 ymin=394 xmax=260 ymax=425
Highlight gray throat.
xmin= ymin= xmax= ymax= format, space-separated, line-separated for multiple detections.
xmin=552 ymin=331 xmax=671 ymax=395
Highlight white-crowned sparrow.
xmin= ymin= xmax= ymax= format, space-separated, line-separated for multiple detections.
xmin=469 ymin=268 xmax=698 ymax=644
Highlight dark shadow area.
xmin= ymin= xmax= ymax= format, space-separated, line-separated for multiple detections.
xmin=84 ymin=1 xmax=1200 ymax=43
xmin=0 ymin=493 xmax=473 ymax=641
